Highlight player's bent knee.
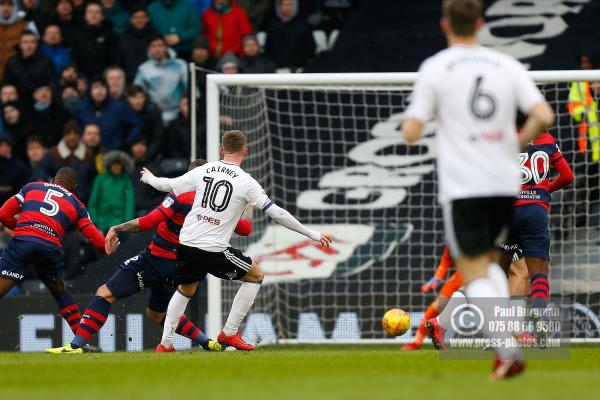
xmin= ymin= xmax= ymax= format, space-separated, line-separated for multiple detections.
xmin=95 ymin=284 xmax=117 ymax=303
xmin=178 ymin=283 xmax=197 ymax=298
xmin=43 ymin=279 xmax=65 ymax=296
xmin=243 ymin=263 xmax=264 ymax=283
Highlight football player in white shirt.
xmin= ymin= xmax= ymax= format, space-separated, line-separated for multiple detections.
xmin=141 ymin=130 xmax=333 ymax=351
xmin=401 ymin=0 xmax=554 ymax=380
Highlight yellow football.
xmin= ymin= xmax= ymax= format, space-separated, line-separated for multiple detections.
xmin=382 ymin=308 xmax=410 ymax=336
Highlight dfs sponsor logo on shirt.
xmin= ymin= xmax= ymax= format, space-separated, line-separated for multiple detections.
xmin=245 ymin=223 xmax=412 ymax=284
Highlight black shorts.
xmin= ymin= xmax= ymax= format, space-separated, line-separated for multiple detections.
xmin=443 ymin=197 xmax=515 ymax=258
xmin=174 ymin=244 xmax=253 ymax=285
xmin=502 ymin=204 xmax=550 ymax=260
xmin=105 ymin=249 xmax=178 ymax=313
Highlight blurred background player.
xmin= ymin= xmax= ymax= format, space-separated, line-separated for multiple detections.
xmin=0 ymin=167 xmax=108 ymax=350
xmin=401 ymin=0 xmax=554 ymax=379
xmin=46 ymin=160 xmax=252 ymax=354
xmin=499 ymin=116 xmax=574 ymax=343
xmin=141 ymin=130 xmax=332 ymax=351
xmin=402 ymin=246 xmax=456 ymax=351
xmin=402 ymin=245 xmax=530 ymax=351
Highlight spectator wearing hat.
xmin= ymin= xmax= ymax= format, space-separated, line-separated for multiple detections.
xmin=25 ymin=135 xmax=50 ymax=181
xmin=116 ymin=6 xmax=157 ymax=82
xmin=240 ymin=34 xmax=276 ymax=73
xmin=72 ymin=2 xmax=116 ymax=79
xmin=81 ymin=123 xmax=106 ymax=174
xmin=202 ymin=0 xmax=253 ymax=59
xmin=147 ymin=0 xmax=199 ymax=60
xmin=101 ymin=0 xmax=129 ymax=34
xmin=263 ymin=0 xmax=315 ymax=71
xmin=39 ymin=120 xmax=97 ymax=201
xmin=217 ymin=50 xmax=241 ymax=74
xmin=125 ymin=85 xmax=165 ymax=161
xmin=134 ymin=34 xmax=187 ymax=123
xmin=74 ymin=76 xmax=142 ymax=151
xmin=88 ymin=149 xmax=135 ymax=232
xmin=0 ymin=0 xmax=34 ymax=80
xmin=0 ymin=131 xmax=31 ymax=205
xmin=31 ymin=82 xmax=70 ymax=147
xmin=104 ymin=66 xmax=126 ymax=99
xmin=53 ymin=0 xmax=81 ymax=48
xmin=41 ymin=23 xmax=72 ymax=74
xmin=129 ymin=136 xmax=162 ymax=216
xmin=60 ymin=82 xmax=80 ymax=114
xmin=4 ymin=29 xmax=56 ymax=109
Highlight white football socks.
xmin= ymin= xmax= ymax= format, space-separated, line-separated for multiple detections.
xmin=223 ymin=282 xmax=262 ymax=336
xmin=437 ymin=290 xmax=467 ymax=330
xmin=487 ymin=262 xmax=510 ymax=298
xmin=160 ymin=290 xmax=190 ymax=348
xmin=465 ymin=272 xmax=520 ymax=360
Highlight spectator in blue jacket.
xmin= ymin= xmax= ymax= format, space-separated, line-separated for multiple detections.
xmin=41 ymin=24 xmax=71 ymax=74
xmin=134 ymin=34 xmax=187 ymax=123
xmin=147 ymin=0 xmax=200 ymax=60
xmin=74 ymin=76 xmax=142 ymax=151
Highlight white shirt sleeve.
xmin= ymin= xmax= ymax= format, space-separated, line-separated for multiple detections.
xmin=404 ymin=59 xmax=437 ymax=123
xmin=513 ymin=62 xmax=545 ymax=114
xmin=245 ymin=178 xmax=273 ymax=211
xmin=169 ymin=168 xmax=202 ymax=196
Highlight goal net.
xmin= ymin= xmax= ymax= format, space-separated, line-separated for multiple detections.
xmin=194 ymin=69 xmax=600 ymax=343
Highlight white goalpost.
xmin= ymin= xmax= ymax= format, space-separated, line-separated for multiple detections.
xmin=192 ymin=67 xmax=600 ymax=343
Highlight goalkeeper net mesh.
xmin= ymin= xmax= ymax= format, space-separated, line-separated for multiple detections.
xmin=202 ymin=73 xmax=600 ymax=342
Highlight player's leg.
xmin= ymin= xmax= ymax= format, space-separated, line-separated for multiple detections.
xmin=35 ymin=246 xmax=83 ymax=335
xmin=0 ymin=238 xmax=32 ymax=299
xmin=43 ymin=277 xmax=82 ymax=334
xmin=159 ymin=244 xmax=204 ymax=350
xmin=216 ymin=249 xmax=263 ymax=351
xmin=222 ymin=262 xmax=263 ymax=335
xmin=47 ymin=254 xmax=147 ymax=353
xmin=445 ymin=197 xmax=524 ymax=378
xmin=526 ymin=257 xmax=550 ymax=309
xmin=403 ymin=271 xmax=463 ymax=350
xmin=146 ymin=285 xmax=221 ymax=351
xmin=520 ymin=204 xmax=551 ymax=311
xmin=425 ymin=271 xmax=466 ymax=350
xmin=508 ymin=255 xmax=529 ymax=297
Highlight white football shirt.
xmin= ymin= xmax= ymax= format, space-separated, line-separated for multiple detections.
xmin=169 ymin=160 xmax=272 ymax=252
xmin=404 ymin=45 xmax=544 ymax=204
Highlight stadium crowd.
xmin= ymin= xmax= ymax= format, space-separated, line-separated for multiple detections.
xmin=0 ymin=0 xmax=332 ymax=220
xmin=0 ymin=0 xmax=359 ymax=293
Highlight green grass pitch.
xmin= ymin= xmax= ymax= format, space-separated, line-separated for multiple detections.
xmin=1 ymin=345 xmax=598 ymax=400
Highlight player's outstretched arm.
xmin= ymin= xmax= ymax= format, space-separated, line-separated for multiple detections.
xmin=264 ymin=204 xmax=332 ymax=247
xmin=80 ymin=222 xmax=111 ymax=255
xmin=140 ymin=167 xmax=201 ymax=195
xmin=140 ymin=167 xmax=174 ymax=192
